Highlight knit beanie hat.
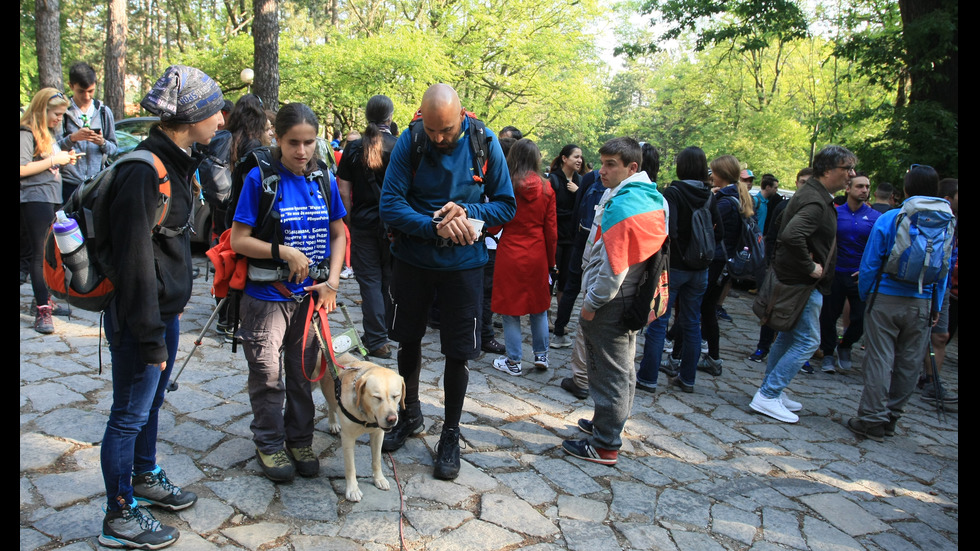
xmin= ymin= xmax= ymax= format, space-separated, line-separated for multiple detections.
xmin=140 ymin=65 xmax=224 ymax=124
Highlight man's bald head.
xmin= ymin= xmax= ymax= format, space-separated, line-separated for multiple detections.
xmin=420 ymin=84 xmax=465 ymax=152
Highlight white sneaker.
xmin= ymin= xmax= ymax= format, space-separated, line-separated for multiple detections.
xmin=780 ymin=393 xmax=803 ymax=412
xmin=663 ymin=338 xmax=674 ymax=354
xmin=492 ymin=356 xmax=523 ymax=376
xmin=340 ymin=266 xmax=354 ymax=279
xmin=821 ymin=356 xmax=837 ymax=373
xmin=700 ymin=339 xmax=708 ymax=354
xmin=837 ymin=348 xmax=852 ymax=371
xmin=750 ymin=390 xmax=799 ymax=423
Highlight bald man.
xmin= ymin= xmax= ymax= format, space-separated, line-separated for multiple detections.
xmin=378 ymin=84 xmax=516 ymax=480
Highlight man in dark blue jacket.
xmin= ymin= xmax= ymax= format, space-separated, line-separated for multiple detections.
xmin=379 ymin=84 xmax=516 ymax=480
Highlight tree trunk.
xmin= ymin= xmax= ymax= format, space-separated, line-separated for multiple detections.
xmin=104 ymin=0 xmax=127 ymax=118
xmin=35 ymin=0 xmax=63 ymax=91
xmin=253 ymin=0 xmax=279 ymax=110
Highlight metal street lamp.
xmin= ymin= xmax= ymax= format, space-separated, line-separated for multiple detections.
xmin=240 ymin=68 xmax=254 ymax=93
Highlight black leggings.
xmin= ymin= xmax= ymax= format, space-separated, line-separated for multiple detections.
xmin=20 ymin=202 xmax=56 ymax=306
xmin=397 ymin=341 xmax=469 ymax=429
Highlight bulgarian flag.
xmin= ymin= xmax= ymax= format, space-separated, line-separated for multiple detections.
xmin=595 ymin=179 xmax=668 ymax=275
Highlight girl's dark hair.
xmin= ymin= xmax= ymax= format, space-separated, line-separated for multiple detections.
xmin=640 ymin=142 xmax=660 ymax=182
xmin=549 ymin=144 xmax=581 ymax=174
xmin=362 ymin=94 xmax=394 ymax=172
xmin=675 ymin=146 xmax=708 ymax=181
xmin=904 ymin=165 xmax=940 ymax=198
xmin=507 ymin=138 xmax=544 ymax=191
xmin=225 ymin=94 xmax=268 ymax=159
xmin=273 ymin=103 xmax=320 ymax=174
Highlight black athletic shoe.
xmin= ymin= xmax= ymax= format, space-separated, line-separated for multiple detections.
xmin=382 ymin=406 xmax=424 ymax=452
xmin=99 ymin=500 xmax=179 ymax=549
xmin=433 ymin=426 xmax=462 ymax=480
xmin=132 ymin=467 xmax=198 ymax=511
xmin=560 ymin=377 xmax=589 ymax=399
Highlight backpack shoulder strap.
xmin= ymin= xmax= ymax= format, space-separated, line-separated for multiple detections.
xmin=466 ymin=115 xmax=490 ymax=183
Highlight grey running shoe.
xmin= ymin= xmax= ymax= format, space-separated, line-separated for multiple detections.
xmin=837 ymin=347 xmax=853 ymax=371
xmin=697 ymin=354 xmax=723 ymax=376
xmin=99 ymin=500 xmax=179 ymax=549
xmin=550 ymin=334 xmax=573 ymax=349
xmin=132 ymin=468 xmax=197 ymax=511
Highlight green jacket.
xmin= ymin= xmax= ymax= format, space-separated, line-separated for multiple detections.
xmin=772 ymin=178 xmax=838 ymax=294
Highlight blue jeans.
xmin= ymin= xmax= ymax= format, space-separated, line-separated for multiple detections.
xmin=637 ymin=268 xmax=708 ymax=388
xmin=758 ymin=288 xmax=823 ymax=399
xmin=501 ymin=311 xmax=549 ymax=362
xmin=350 ymin=225 xmax=392 ymax=351
xmin=101 ymin=309 xmax=179 ymax=511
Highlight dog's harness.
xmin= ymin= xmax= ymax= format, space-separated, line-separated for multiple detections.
xmin=302 ymin=298 xmax=382 ymax=429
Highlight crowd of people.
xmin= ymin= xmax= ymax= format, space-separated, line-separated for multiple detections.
xmin=21 ymin=61 xmax=957 ymax=549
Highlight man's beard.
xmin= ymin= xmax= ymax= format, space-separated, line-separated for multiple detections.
xmin=433 ymin=135 xmax=460 ymax=152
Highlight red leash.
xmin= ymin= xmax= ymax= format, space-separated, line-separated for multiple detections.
xmin=301 ymin=296 xmax=345 ymax=382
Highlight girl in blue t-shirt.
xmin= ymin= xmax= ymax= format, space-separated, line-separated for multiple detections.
xmin=230 ymin=102 xmax=347 ymax=482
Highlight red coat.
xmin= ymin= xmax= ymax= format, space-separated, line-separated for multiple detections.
xmin=491 ymin=172 xmax=557 ymax=316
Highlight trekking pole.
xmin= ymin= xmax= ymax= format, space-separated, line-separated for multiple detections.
xmin=927 ymin=339 xmax=946 ymax=423
xmin=167 ymin=296 xmax=228 ymax=392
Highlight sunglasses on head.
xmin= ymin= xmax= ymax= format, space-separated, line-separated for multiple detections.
xmin=909 ymin=163 xmax=933 ymax=172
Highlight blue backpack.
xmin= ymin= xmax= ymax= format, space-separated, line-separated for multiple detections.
xmin=880 ymin=196 xmax=955 ymax=294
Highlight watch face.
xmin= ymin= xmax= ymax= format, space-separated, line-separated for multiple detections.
xmin=332 ymin=335 xmax=352 ymax=353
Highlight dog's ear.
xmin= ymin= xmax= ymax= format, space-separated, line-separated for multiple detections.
xmin=354 ymin=372 xmax=368 ymax=410
xmin=400 ymin=378 xmax=406 ymax=409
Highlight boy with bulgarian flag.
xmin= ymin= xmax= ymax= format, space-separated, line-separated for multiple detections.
xmin=562 ymin=137 xmax=668 ymax=466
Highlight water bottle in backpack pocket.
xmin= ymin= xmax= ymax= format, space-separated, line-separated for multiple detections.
xmin=51 ymin=210 xmax=99 ymax=293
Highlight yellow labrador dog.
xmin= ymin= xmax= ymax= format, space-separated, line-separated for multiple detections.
xmin=314 ymin=354 xmax=405 ymax=502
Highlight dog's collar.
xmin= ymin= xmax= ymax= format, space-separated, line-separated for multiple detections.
xmin=333 ymin=373 xmax=382 ymax=429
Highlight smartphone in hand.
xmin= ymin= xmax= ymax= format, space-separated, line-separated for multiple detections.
xmin=93 ymin=128 xmax=102 ymax=134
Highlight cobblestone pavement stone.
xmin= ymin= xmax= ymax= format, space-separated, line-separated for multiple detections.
xmin=21 ymin=254 xmax=958 ymax=550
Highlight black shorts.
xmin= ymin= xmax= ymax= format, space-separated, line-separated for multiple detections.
xmin=389 ymin=257 xmax=484 ymax=360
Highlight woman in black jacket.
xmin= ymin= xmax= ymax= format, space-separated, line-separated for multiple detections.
xmin=547 ymin=144 xmax=583 ymax=306
xmin=97 ymin=65 xmax=224 ymax=550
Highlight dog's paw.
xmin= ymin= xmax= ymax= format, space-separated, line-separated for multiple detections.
xmin=327 ymin=422 xmax=341 ymax=435
xmin=374 ymin=475 xmax=390 ymax=491
xmin=345 ymin=483 xmax=363 ymax=502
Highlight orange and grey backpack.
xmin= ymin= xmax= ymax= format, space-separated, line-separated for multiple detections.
xmin=43 ymin=150 xmax=184 ymax=313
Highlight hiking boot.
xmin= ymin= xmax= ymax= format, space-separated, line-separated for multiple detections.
xmin=750 ymin=390 xmax=799 ymax=423
xmin=550 ymin=334 xmax=573 ymax=349
xmin=560 ymin=377 xmax=589 ymax=399
xmin=577 ymin=418 xmax=593 ymax=434
xmin=33 ymin=305 xmax=54 ymax=334
xmin=492 ymin=356 xmax=523 ymax=376
xmin=132 ymin=467 xmax=197 ymax=511
xmin=99 ymin=500 xmax=179 ymax=549
xmin=697 ymin=354 xmax=723 ymax=376
xmin=846 ymin=417 xmax=884 ymax=442
xmin=669 ymin=375 xmax=694 ymax=393
xmin=382 ymin=404 xmax=424 ymax=452
xmin=883 ymin=414 xmax=899 ymax=437
xmin=821 ymin=356 xmax=837 ymax=373
xmin=433 ymin=426 xmax=462 ymax=480
xmin=255 ymin=448 xmax=295 ymax=482
xmin=30 ymin=297 xmax=69 ymax=316
xmin=562 ymin=438 xmax=617 ymax=466
xmin=481 ymin=338 xmax=506 ymax=354
xmin=287 ymin=446 xmax=320 ymax=477
xmin=921 ymin=381 xmax=958 ymax=404
xmin=800 ymin=361 xmax=814 ymax=374
xmin=716 ymin=306 xmax=733 ymax=322
xmin=659 ymin=355 xmax=680 ymax=378
xmin=837 ymin=347 xmax=853 ymax=371
xmin=635 ymin=381 xmax=657 ymax=394
xmin=533 ymin=354 xmax=549 ymax=370
xmin=747 ymin=348 xmax=768 ymax=363
xmin=368 ymin=343 xmax=393 ymax=359
xmin=780 ymin=393 xmax=802 ymax=412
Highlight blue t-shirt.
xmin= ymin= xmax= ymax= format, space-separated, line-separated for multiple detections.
xmin=835 ymin=202 xmax=880 ymax=273
xmin=234 ymin=162 xmax=347 ymax=301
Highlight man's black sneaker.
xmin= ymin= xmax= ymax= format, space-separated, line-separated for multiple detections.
xmin=883 ymin=414 xmax=899 ymax=437
xmin=716 ymin=306 xmax=733 ymax=322
xmin=669 ymin=376 xmax=695 ymax=394
xmin=577 ymin=418 xmax=593 ymax=434
xmin=635 ymin=381 xmax=657 ymax=394
xmin=132 ymin=467 xmax=197 ymax=511
xmin=560 ymin=377 xmax=589 ymax=399
xmin=255 ymin=448 xmax=295 ymax=482
xmin=99 ymin=500 xmax=179 ymax=549
xmin=481 ymin=338 xmax=506 ymax=355
xmin=287 ymin=446 xmax=320 ymax=477
xmin=433 ymin=426 xmax=462 ymax=480
xmin=846 ymin=417 xmax=885 ymax=442
xmin=382 ymin=406 xmax=424 ymax=452
xmin=747 ymin=348 xmax=768 ymax=363
xmin=800 ymin=361 xmax=814 ymax=374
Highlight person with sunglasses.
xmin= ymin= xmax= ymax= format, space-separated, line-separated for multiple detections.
xmin=748 ymin=145 xmax=855 ymax=424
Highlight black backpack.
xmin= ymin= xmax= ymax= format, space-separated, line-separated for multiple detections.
xmin=724 ymin=196 xmax=766 ymax=282
xmin=671 ymin=190 xmax=716 ymax=270
xmin=198 ymin=130 xmax=233 ymax=210
xmin=407 ymin=109 xmax=491 ymax=183
xmin=621 ymin=238 xmax=671 ymax=331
